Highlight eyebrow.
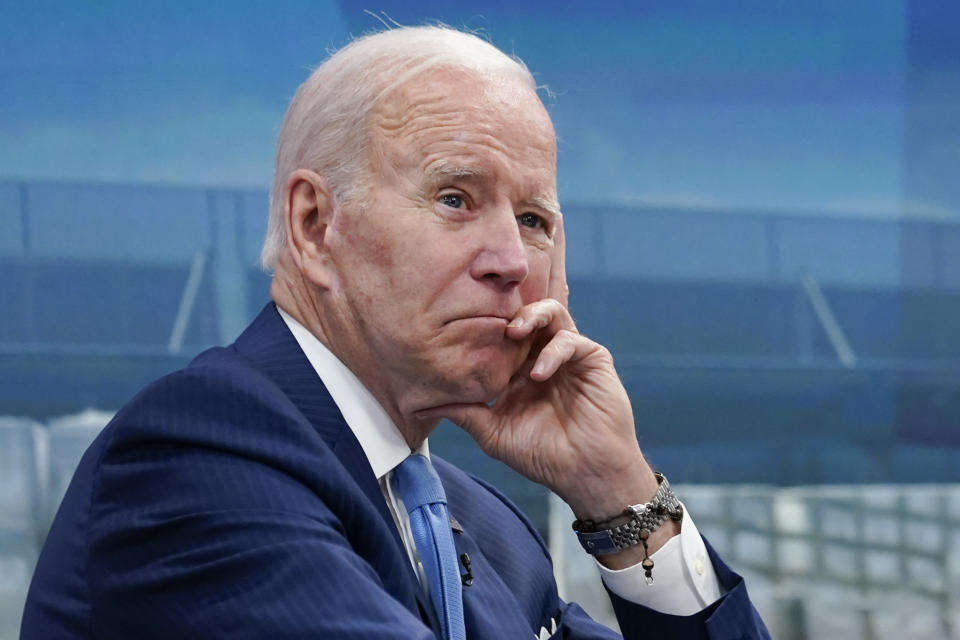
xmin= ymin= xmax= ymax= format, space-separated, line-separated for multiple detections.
xmin=424 ymin=161 xmax=561 ymax=220
xmin=424 ymin=161 xmax=489 ymax=184
xmin=527 ymin=195 xmax=562 ymax=220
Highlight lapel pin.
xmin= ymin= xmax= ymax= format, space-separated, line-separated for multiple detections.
xmin=459 ymin=552 xmax=474 ymax=587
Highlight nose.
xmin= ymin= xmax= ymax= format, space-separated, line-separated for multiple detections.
xmin=469 ymin=208 xmax=530 ymax=290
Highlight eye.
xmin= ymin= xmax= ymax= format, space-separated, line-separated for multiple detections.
xmin=440 ymin=193 xmax=465 ymax=209
xmin=517 ymin=212 xmax=544 ymax=229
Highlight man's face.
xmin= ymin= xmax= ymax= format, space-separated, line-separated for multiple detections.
xmin=323 ymin=70 xmax=560 ymax=415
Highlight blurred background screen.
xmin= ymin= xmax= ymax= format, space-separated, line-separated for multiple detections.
xmin=2 ymin=1 xmax=959 ymax=638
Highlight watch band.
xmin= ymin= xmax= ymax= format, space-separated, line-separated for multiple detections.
xmin=571 ymin=472 xmax=683 ymax=556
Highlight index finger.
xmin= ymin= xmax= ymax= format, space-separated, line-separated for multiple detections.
xmin=548 ymin=213 xmax=569 ymax=308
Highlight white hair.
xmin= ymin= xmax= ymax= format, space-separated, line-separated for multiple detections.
xmin=259 ymin=25 xmax=537 ymax=271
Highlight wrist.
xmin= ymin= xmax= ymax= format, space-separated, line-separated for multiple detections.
xmin=565 ymin=459 xmax=658 ymax=522
xmin=571 ymin=472 xmax=684 ymax=580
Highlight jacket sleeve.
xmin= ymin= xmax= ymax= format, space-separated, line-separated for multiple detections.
xmin=603 ymin=540 xmax=770 ymax=640
xmin=458 ymin=470 xmax=769 ymax=639
xmin=550 ymin=552 xmax=768 ymax=639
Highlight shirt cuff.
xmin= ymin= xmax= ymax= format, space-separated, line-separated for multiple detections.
xmin=595 ymin=503 xmax=723 ymax=615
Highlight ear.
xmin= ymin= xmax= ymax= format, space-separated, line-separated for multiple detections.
xmin=282 ymin=169 xmax=336 ymax=289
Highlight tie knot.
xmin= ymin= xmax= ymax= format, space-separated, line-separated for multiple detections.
xmin=392 ymin=454 xmax=447 ymax=512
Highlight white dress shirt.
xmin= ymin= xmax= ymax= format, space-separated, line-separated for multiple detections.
xmin=279 ymin=308 xmax=721 ymax=617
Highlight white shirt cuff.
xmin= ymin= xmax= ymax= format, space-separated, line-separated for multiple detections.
xmin=595 ymin=504 xmax=723 ymax=615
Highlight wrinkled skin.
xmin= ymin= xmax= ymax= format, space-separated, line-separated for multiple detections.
xmin=273 ymin=69 xmax=673 ymax=567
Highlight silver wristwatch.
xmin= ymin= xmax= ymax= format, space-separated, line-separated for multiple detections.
xmin=571 ymin=472 xmax=683 ymax=556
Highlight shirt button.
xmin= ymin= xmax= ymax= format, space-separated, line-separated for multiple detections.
xmin=694 ymin=559 xmax=705 ymax=576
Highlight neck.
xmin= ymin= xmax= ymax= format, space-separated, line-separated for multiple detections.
xmin=270 ymin=268 xmax=440 ymax=450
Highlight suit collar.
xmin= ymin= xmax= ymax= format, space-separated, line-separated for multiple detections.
xmin=232 ymin=303 xmax=438 ymax=629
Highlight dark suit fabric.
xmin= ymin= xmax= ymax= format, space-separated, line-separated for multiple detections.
xmin=21 ymin=303 xmax=769 ymax=639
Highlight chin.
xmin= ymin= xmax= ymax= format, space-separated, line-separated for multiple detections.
xmin=448 ymin=348 xmax=525 ymax=401
xmin=426 ymin=337 xmax=530 ymax=402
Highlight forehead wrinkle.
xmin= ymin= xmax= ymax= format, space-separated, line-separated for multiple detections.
xmin=371 ymin=74 xmax=458 ymax=128
xmin=372 ymin=82 xmax=499 ymax=146
xmin=374 ymin=107 xmax=470 ymax=141
xmin=372 ymin=111 xmax=510 ymax=182
xmin=372 ymin=94 xmax=519 ymax=162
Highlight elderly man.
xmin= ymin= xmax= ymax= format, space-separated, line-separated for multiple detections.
xmin=22 ymin=26 xmax=767 ymax=639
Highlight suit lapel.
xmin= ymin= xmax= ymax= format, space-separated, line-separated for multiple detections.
xmin=233 ymin=303 xmax=439 ymax=631
xmin=452 ymin=526 xmax=543 ymax=639
xmin=232 ymin=304 xmax=395 ymax=524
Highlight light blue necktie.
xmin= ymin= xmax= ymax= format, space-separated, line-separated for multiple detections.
xmin=392 ymin=454 xmax=466 ymax=640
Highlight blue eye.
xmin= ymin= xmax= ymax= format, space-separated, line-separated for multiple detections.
xmin=517 ymin=212 xmax=543 ymax=229
xmin=440 ymin=194 xmax=465 ymax=208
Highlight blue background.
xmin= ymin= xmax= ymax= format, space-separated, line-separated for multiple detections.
xmin=2 ymin=0 xmax=960 ymax=523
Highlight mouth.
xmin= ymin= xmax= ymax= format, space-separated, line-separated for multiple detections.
xmin=443 ymin=314 xmax=513 ymax=327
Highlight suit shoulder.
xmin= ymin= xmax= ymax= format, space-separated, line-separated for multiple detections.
xmin=108 ymin=345 xmax=298 ymax=439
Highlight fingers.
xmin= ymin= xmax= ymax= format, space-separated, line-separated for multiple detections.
xmin=530 ymin=329 xmax=605 ymax=381
xmin=506 ymin=298 xmax=576 ymax=341
xmin=547 ymin=214 xmax=569 ymax=308
xmin=507 ymin=295 xmax=584 ymax=381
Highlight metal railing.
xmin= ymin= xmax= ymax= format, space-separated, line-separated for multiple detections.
xmin=550 ymin=484 xmax=960 ymax=639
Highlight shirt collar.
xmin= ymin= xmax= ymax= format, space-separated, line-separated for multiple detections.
xmin=277 ymin=306 xmax=428 ymax=479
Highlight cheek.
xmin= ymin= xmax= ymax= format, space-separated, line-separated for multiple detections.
xmin=333 ymin=214 xmax=401 ymax=296
xmin=344 ymin=224 xmax=394 ymax=271
xmin=521 ymin=252 xmax=552 ymax=302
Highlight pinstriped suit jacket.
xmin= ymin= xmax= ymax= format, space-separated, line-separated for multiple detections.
xmin=21 ymin=303 xmax=768 ymax=639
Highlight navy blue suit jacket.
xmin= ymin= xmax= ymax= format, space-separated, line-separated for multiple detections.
xmin=21 ymin=303 xmax=768 ymax=639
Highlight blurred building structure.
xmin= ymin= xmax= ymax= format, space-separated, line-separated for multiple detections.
xmin=4 ymin=179 xmax=960 ymax=637
xmin=3 ymin=177 xmax=960 ymax=484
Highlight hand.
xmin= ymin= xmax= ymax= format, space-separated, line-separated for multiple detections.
xmin=422 ymin=216 xmax=659 ymax=522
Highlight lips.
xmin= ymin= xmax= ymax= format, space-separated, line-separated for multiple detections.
xmin=443 ymin=311 xmax=516 ymax=326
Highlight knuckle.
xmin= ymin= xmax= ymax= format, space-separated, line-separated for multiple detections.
xmin=547 ymin=331 xmax=578 ymax=356
xmin=595 ymin=344 xmax=614 ymax=363
xmin=545 ymin=339 xmax=565 ymax=355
